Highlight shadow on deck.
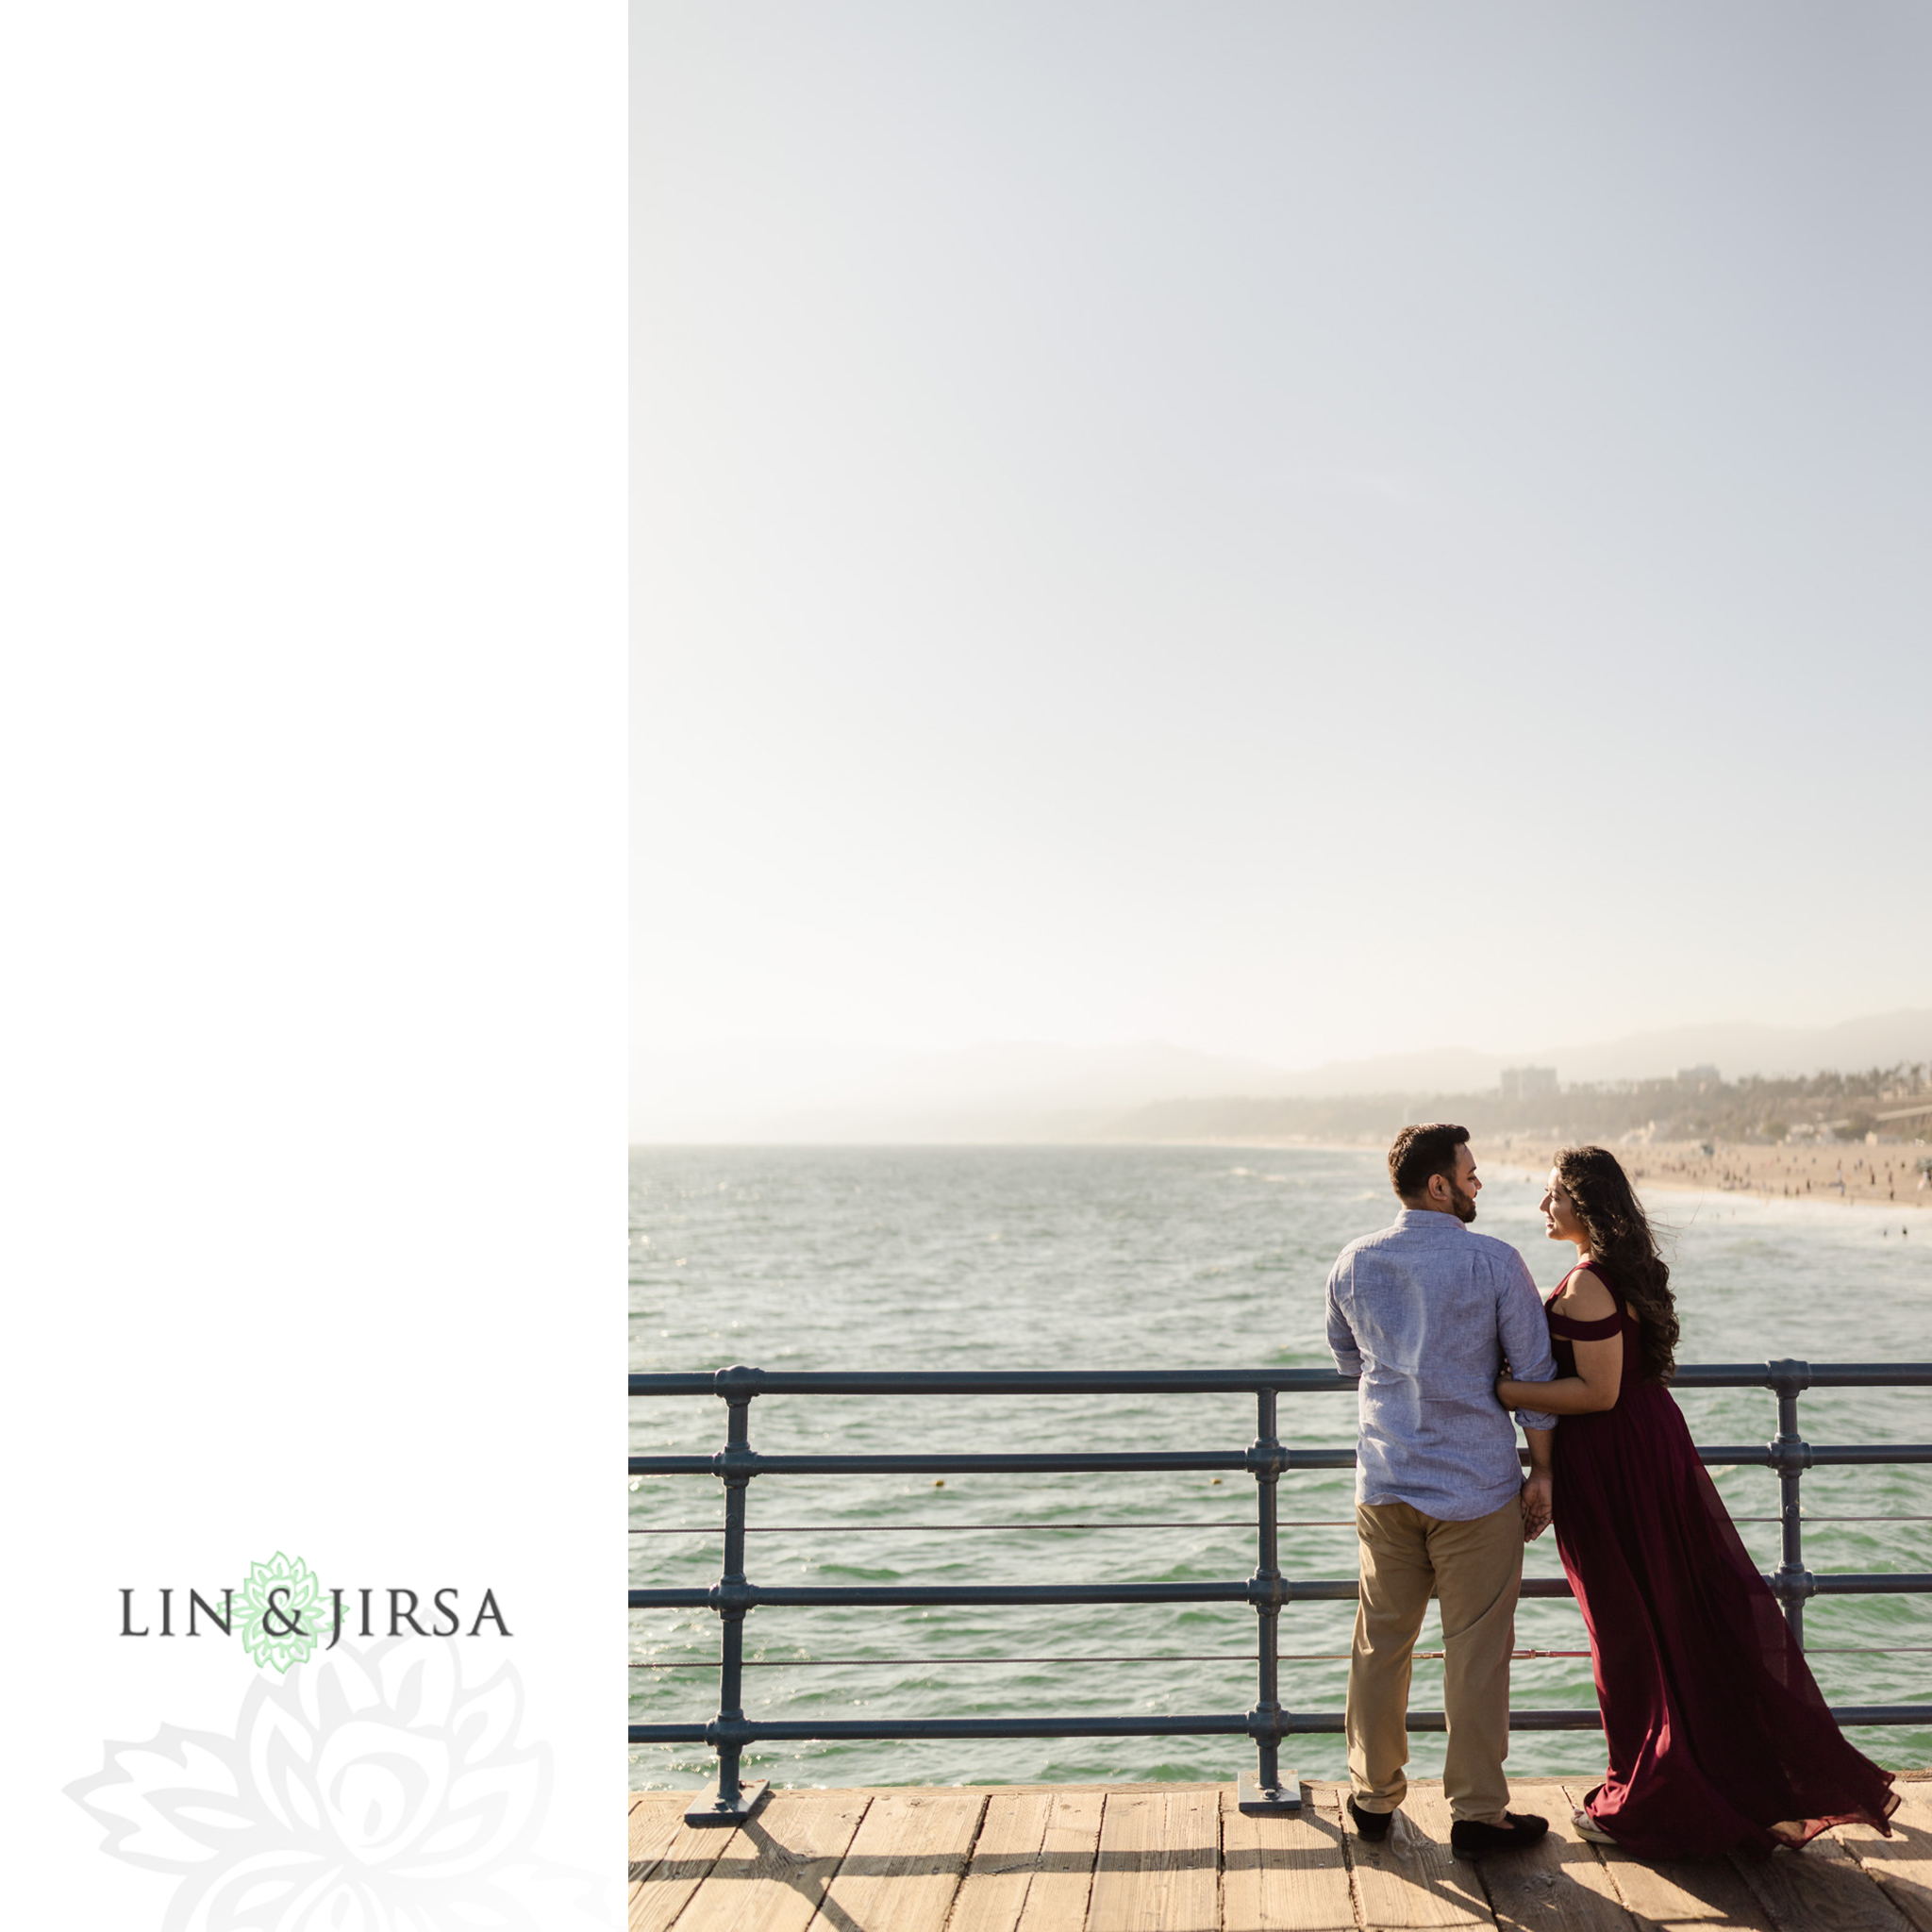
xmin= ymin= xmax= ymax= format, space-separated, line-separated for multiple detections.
xmin=628 ymin=1776 xmax=1932 ymax=1932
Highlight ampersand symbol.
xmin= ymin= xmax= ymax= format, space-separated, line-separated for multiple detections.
xmin=263 ymin=1586 xmax=306 ymax=1638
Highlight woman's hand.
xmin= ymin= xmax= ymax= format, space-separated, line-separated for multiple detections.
xmin=1521 ymin=1471 xmax=1554 ymax=1541
xmin=1496 ymin=1374 xmax=1519 ymax=1408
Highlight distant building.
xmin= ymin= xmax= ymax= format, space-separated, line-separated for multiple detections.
xmin=1499 ymin=1066 xmax=1558 ymax=1102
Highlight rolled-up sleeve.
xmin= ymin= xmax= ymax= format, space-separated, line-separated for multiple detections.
xmin=1325 ymin=1262 xmax=1363 ymax=1375
xmin=1496 ymin=1252 xmax=1558 ymax=1431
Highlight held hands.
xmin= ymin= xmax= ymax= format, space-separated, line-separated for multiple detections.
xmin=1520 ymin=1470 xmax=1554 ymax=1541
xmin=1503 ymin=1353 xmax=1554 ymax=1536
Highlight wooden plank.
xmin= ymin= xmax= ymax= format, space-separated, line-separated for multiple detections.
xmin=629 ymin=1796 xmax=689 ymax=1878
xmin=1343 ymin=1780 xmax=1493 ymax=1929
xmin=1730 ymin=1830 xmax=1911 ymax=1932
xmin=1086 ymin=1785 xmax=1222 ymax=1932
xmin=948 ymin=1792 xmax=1055 ymax=1932
xmin=1220 ymin=1780 xmax=1355 ymax=1932
xmin=948 ymin=1789 xmax=1108 ymax=1932
xmin=627 ymin=1803 xmax=750 ymax=1932
xmin=1561 ymin=1783 xmax=1775 ymax=1932
xmin=1837 ymin=1790 xmax=1932 ymax=1932
xmin=817 ymin=1790 xmax=986 ymax=1932
xmin=1017 ymin=1786 xmax=1105 ymax=1932
xmin=1398 ymin=1787 xmax=1502 ymax=1925
xmin=1474 ymin=1782 xmax=1634 ymax=1932
xmin=667 ymin=1789 xmax=873 ymax=1932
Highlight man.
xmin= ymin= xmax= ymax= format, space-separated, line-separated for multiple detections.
xmin=1325 ymin=1123 xmax=1558 ymax=1858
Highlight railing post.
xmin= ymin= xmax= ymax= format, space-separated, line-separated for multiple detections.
xmin=687 ymin=1367 xmax=770 ymax=1826
xmin=1768 ymin=1359 xmax=1814 ymax=1650
xmin=1239 ymin=1386 xmax=1299 ymax=1814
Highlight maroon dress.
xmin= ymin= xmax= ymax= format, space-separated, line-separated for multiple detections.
xmin=1546 ymin=1265 xmax=1897 ymax=1857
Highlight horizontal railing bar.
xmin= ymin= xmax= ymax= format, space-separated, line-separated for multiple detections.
xmin=628 ymin=1704 xmax=1932 ymax=1748
xmin=626 ymin=1716 xmax=1274 ymax=1743
xmin=634 ymin=1643 xmax=1932 ymax=1669
xmin=629 ymin=1646 xmax=1606 ymax=1669
xmin=626 ymin=1513 xmax=1932 ymax=1534
xmin=633 ymin=1654 xmax=1270 ymax=1668
xmin=629 ymin=1571 xmax=1932 ymax=1610
xmin=630 ymin=1452 xmax=1277 ymax=1475
xmin=627 ymin=1520 xmax=1358 ymax=1534
xmin=632 ymin=1582 xmax=1274 ymax=1607
xmin=1810 ymin=1574 xmax=1932 ymax=1594
xmin=1675 ymin=1368 xmax=1932 ymax=1389
xmin=628 ymin=1577 xmax=1552 ymax=1608
xmin=630 ymin=1364 xmax=1932 ymax=1398
xmin=630 ymin=1642 xmax=1932 ymax=1671
xmin=629 ymin=1445 xmax=1932 ymax=1477
xmin=632 ymin=1371 xmax=1357 ymax=1397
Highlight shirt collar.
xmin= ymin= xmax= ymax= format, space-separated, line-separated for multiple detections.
xmin=1393 ymin=1207 xmax=1464 ymax=1236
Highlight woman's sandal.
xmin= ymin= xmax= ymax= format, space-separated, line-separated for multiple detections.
xmin=1572 ymin=1808 xmax=1617 ymax=1846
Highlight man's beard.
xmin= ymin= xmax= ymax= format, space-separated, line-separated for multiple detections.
xmin=1449 ymin=1182 xmax=1477 ymax=1224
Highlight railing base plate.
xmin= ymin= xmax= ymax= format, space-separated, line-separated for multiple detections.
xmin=685 ymin=1780 xmax=769 ymax=1827
xmin=1238 ymin=1772 xmax=1303 ymax=1815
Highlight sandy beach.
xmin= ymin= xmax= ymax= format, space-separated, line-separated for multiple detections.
xmin=1143 ymin=1130 xmax=1932 ymax=1214
xmin=1477 ymin=1135 xmax=1932 ymax=1212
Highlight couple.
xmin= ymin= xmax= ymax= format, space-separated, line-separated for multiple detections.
xmin=1325 ymin=1123 xmax=1897 ymax=1860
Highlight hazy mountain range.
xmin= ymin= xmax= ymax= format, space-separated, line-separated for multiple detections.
xmin=632 ymin=1009 xmax=1932 ymax=1143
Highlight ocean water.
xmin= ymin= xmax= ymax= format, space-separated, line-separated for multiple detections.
xmin=628 ymin=1142 xmax=1932 ymax=1791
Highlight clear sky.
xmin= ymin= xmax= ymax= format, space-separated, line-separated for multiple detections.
xmin=635 ymin=1 xmax=1931 ymax=1075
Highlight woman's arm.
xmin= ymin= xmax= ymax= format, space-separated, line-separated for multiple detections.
xmin=1496 ymin=1266 xmax=1624 ymax=1415
xmin=1498 ymin=1335 xmax=1624 ymax=1414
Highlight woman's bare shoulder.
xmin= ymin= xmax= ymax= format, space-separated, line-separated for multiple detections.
xmin=1553 ymin=1264 xmax=1619 ymax=1320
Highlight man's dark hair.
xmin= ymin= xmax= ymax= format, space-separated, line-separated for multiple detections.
xmin=1388 ymin=1123 xmax=1470 ymax=1202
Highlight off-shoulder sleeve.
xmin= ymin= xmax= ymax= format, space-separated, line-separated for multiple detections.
xmin=1547 ymin=1308 xmax=1627 ymax=1341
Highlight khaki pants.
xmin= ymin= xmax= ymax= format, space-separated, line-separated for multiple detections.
xmin=1347 ymin=1498 xmax=1524 ymax=1824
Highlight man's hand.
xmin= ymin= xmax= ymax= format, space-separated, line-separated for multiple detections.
xmin=1520 ymin=1470 xmax=1554 ymax=1541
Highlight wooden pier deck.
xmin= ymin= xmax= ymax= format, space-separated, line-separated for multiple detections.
xmin=629 ymin=1777 xmax=1932 ymax=1932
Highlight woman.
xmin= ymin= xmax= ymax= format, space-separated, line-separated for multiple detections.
xmin=1495 ymin=1145 xmax=1896 ymax=1857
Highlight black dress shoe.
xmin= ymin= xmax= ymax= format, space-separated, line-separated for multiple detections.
xmin=1450 ymin=1812 xmax=1549 ymax=1858
xmin=1347 ymin=1795 xmax=1394 ymax=1840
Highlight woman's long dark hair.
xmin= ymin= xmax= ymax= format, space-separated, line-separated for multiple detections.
xmin=1554 ymin=1144 xmax=1679 ymax=1384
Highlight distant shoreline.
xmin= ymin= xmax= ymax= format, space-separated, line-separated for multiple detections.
xmin=1478 ymin=1136 xmax=1929 ymax=1215
xmin=630 ymin=1136 xmax=1931 ymax=1214
xmin=1118 ymin=1131 xmax=1931 ymax=1214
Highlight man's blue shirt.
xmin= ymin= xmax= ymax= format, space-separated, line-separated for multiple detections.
xmin=1325 ymin=1208 xmax=1558 ymax=1521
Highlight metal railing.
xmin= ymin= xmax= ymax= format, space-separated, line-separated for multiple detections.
xmin=628 ymin=1360 xmax=1932 ymax=1825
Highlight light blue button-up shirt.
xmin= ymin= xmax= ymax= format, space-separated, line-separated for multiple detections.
xmin=1325 ymin=1208 xmax=1558 ymax=1521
